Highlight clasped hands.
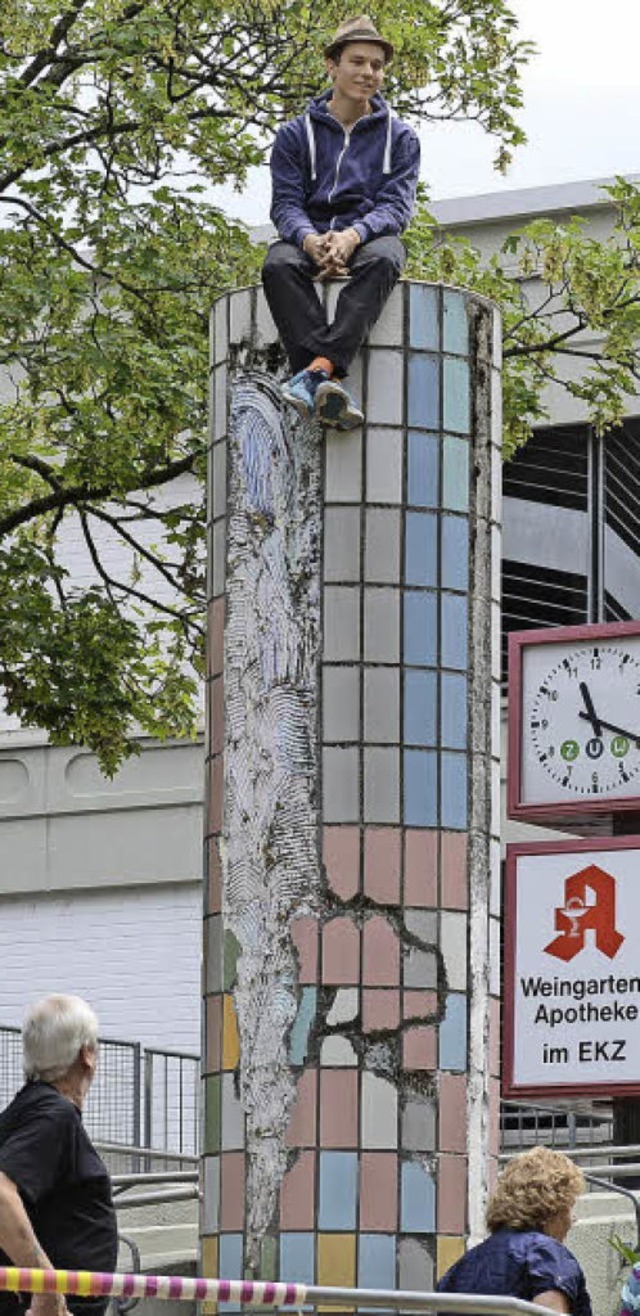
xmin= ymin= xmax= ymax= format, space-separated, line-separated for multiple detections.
xmin=303 ymin=228 xmax=360 ymax=280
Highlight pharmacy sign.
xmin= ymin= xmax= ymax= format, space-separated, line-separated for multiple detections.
xmin=503 ymin=837 xmax=640 ymax=1098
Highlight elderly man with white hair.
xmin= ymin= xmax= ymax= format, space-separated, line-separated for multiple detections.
xmin=0 ymin=995 xmax=117 ymax=1316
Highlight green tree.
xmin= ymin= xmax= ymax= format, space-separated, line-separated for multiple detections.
xmin=6 ymin=3 xmax=639 ymax=774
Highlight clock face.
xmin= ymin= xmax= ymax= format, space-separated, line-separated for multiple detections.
xmin=520 ymin=635 xmax=640 ymax=805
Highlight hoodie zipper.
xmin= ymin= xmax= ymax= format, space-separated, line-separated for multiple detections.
xmin=327 ymin=124 xmax=352 ymax=223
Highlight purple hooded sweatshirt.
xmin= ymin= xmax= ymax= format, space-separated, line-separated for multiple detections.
xmin=269 ymin=89 xmax=420 ymax=248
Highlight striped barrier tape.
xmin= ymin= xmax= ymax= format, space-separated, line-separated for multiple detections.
xmin=0 ymin=1268 xmax=305 ymax=1307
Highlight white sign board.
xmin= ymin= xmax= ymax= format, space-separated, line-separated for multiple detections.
xmin=503 ymin=838 xmax=640 ymax=1098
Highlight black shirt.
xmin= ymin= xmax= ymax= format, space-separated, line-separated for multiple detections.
xmin=0 ymin=1081 xmax=117 ymax=1316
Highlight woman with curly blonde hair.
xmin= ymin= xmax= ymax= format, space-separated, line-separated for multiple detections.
xmin=437 ymin=1147 xmax=591 ymax=1316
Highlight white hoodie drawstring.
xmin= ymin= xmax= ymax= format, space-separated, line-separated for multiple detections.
xmin=304 ymin=112 xmax=317 ymax=181
xmin=305 ymin=103 xmax=393 ymax=181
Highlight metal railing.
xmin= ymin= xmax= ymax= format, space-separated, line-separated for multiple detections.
xmin=500 ymin=1098 xmax=614 ymax=1150
xmin=0 ymin=1027 xmax=199 ymax=1156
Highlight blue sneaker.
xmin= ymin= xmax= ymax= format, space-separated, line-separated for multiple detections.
xmin=281 ymin=368 xmax=329 ymax=418
xmin=315 ymin=378 xmax=364 ymax=430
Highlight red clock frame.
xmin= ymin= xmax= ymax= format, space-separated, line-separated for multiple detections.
xmin=507 ymin=619 xmax=640 ymax=828
xmin=503 ymin=835 xmax=640 ymax=1099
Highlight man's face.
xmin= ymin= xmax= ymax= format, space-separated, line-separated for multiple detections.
xmin=326 ymin=41 xmax=386 ymax=100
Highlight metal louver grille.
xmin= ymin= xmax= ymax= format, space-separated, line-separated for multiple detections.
xmin=501 ymin=560 xmax=588 ymax=680
xmin=504 ymin=424 xmax=589 ymax=510
xmin=603 ymin=417 xmax=640 ymax=557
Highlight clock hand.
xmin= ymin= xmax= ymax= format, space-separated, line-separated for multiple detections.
xmin=578 ymin=682 xmax=602 ymax=737
xmin=578 ymin=710 xmax=640 ymax=745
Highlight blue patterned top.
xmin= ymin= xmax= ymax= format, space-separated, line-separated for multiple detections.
xmin=621 ymin=1262 xmax=640 ymax=1316
xmin=437 ymin=1228 xmax=592 ymax=1316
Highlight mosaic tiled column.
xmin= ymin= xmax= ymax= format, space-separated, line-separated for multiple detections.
xmin=203 ymin=280 xmax=502 ymax=1298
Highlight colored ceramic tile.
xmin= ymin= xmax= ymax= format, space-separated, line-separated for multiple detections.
xmin=437 ymin=1154 xmax=467 ymax=1233
xmin=366 ymin=428 xmax=404 ymax=504
xmin=442 ymin=435 xmax=469 ymax=513
xmin=325 ymin=426 xmax=363 ymax=503
xmin=403 ymin=750 xmax=437 ymax=828
xmin=399 ymin=1237 xmax=434 ymax=1292
xmin=320 ymin=1036 xmax=358 ymax=1066
xmin=403 ymin=590 xmax=437 ymax=667
xmin=280 ymin=1233 xmax=316 ymax=1286
xmin=202 ymin=1233 xmax=219 ymax=1282
xmin=362 ymin=988 xmax=401 ymax=1033
xmin=401 ymin=1159 xmax=436 ymax=1232
xmin=440 ymin=911 xmax=468 ymax=992
xmin=361 ymin=1072 xmax=398 ymax=1149
xmin=288 ymin=987 xmax=317 ymax=1066
xmin=209 ymin=754 xmax=224 ymax=833
xmin=202 ymin=1155 xmax=220 ymax=1233
xmin=405 ymin=511 xmax=437 ymax=588
xmin=208 ymin=596 xmax=225 ymax=679
xmin=229 ymin=288 xmax=252 ymax=343
xmin=212 ymin=520 xmax=226 ymax=598
xmin=322 ymin=917 xmax=360 ymax=985
xmin=323 ymin=666 xmax=360 ymax=743
xmin=403 ymin=1025 xmax=437 ymax=1071
xmin=323 ymin=507 xmax=361 ymax=582
xmin=401 ymin=1095 xmax=436 ymax=1152
xmin=218 ymin=1233 xmax=243 ymax=1311
xmin=223 ymin=929 xmax=241 ymax=992
xmin=440 ymin=672 xmax=467 ymax=750
xmin=323 ymin=826 xmax=360 ymax=901
xmin=364 ymin=747 xmax=400 ymax=823
xmin=211 ymin=439 xmax=227 ymax=520
xmin=367 ymin=350 xmax=404 ymax=425
xmin=318 ymin=1152 xmax=358 ymax=1229
xmin=280 ymin=1151 xmax=316 ymax=1230
xmin=440 ymin=752 xmax=468 ymax=830
xmin=326 ymin=988 xmax=359 ymax=1025
xmin=221 ymin=1072 xmax=245 ymax=1151
xmin=441 ymin=516 xmax=469 ymax=592
xmin=404 ymin=829 xmax=438 ymax=907
xmin=207 ymin=836 xmax=222 ymax=915
xmin=408 ymin=354 xmax=440 ymax=429
xmin=255 ymin=288 xmax=277 ymax=350
xmin=436 ymin=1236 xmax=465 ymax=1281
xmin=205 ymin=994 xmax=222 ymax=1075
xmin=410 ymin=284 xmax=440 ymax=351
xmin=364 ymin=588 xmax=400 ymax=663
xmin=363 ymin=914 xmax=400 ymax=985
xmin=213 ymin=365 xmax=227 ymax=442
xmin=443 ymin=357 xmax=470 ymax=434
xmin=490 ymin=996 xmax=501 ymax=1078
xmin=439 ymin=992 xmax=468 ymax=1071
xmin=213 ymin=296 xmax=228 ymax=363
xmin=404 ymin=669 xmax=437 ymax=747
xmin=403 ymin=990 xmax=437 ymax=1022
xmin=219 ymin=1151 xmax=245 ymax=1231
xmin=204 ymin=1075 xmax=221 ymax=1154
xmin=259 ymin=1235 xmax=277 ymax=1283
xmin=366 ymin=505 xmax=400 ymax=584
xmin=443 ymin=291 xmax=470 ymax=357
xmin=407 ymin=432 xmax=439 ymax=509
xmin=323 ymin=747 xmax=359 ymax=823
xmin=440 ymin=831 xmax=468 ymax=910
xmin=317 ymin=1233 xmax=357 ymax=1288
xmin=323 ymin=587 xmax=361 ymax=661
xmin=223 ymin=993 xmax=240 ymax=1071
xmin=368 ymin=291 xmax=403 ymax=346
xmin=320 ymin=1070 xmax=359 ymax=1147
xmin=359 ymin=1233 xmax=396 ymax=1289
xmin=285 ymin=1068 xmax=317 ymax=1148
xmin=405 ymin=907 xmax=437 ymax=944
xmin=440 ymin=593 xmax=468 ymax=671
xmin=205 ymin=915 xmax=223 ymax=994
xmin=363 ymin=827 xmax=401 ymax=904
xmin=291 ymin=916 xmax=319 ymax=985
xmin=364 ymin=668 xmax=400 ymax=746
xmin=439 ymin=1073 xmax=467 ymax=1153
xmin=360 ymin=1153 xmax=399 ymax=1230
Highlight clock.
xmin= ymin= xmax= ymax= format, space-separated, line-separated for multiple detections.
xmin=508 ymin=620 xmax=640 ymax=826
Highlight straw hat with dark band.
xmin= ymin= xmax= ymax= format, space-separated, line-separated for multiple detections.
xmin=324 ymin=15 xmax=394 ymax=62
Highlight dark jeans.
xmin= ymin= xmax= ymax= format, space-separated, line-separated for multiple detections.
xmin=261 ymin=234 xmax=405 ymax=377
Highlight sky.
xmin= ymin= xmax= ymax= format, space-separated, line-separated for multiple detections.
xmin=210 ymin=0 xmax=640 ymax=226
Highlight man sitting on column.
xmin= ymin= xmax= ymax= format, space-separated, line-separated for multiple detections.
xmin=262 ymin=15 xmax=421 ymax=430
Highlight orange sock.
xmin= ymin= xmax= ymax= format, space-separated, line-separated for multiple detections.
xmin=308 ymin=356 xmax=334 ymax=376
